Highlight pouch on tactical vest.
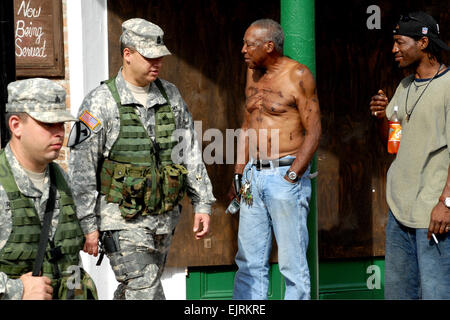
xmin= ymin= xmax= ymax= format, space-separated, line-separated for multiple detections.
xmin=103 ymin=162 xmax=162 ymax=219
xmin=157 ymin=164 xmax=188 ymax=214
xmin=57 ymin=267 xmax=98 ymax=300
xmin=108 ymin=161 xmax=188 ymax=218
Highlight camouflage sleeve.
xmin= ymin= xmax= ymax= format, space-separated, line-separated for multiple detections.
xmin=56 ymin=163 xmax=96 ymax=235
xmin=68 ymin=89 xmax=107 ymax=235
xmin=0 ymin=273 xmax=23 ymax=300
xmin=169 ymin=84 xmax=216 ymax=214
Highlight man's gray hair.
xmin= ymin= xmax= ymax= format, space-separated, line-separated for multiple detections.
xmin=250 ymin=19 xmax=284 ymax=54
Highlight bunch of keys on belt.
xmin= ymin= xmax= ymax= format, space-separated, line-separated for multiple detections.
xmin=240 ymin=180 xmax=253 ymax=206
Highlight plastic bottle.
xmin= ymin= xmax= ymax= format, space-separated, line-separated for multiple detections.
xmin=388 ymin=106 xmax=402 ymax=154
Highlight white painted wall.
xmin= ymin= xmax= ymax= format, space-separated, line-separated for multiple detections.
xmin=67 ymin=0 xmax=108 ymax=115
xmin=66 ymin=0 xmax=186 ymax=300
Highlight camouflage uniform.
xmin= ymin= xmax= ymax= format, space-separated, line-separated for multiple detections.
xmin=0 ymin=78 xmax=87 ymax=299
xmin=68 ymin=19 xmax=215 ymax=300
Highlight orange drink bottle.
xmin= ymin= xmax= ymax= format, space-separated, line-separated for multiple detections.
xmin=388 ymin=106 xmax=401 ymax=154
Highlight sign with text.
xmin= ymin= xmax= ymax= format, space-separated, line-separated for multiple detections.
xmin=14 ymin=0 xmax=64 ymax=77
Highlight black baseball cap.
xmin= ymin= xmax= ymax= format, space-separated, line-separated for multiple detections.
xmin=393 ymin=11 xmax=449 ymax=51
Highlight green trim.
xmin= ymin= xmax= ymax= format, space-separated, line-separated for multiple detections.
xmin=281 ymin=0 xmax=318 ymax=300
xmin=186 ymin=264 xmax=285 ymax=300
xmin=319 ymin=258 xmax=385 ymax=299
xmin=186 ymin=258 xmax=385 ymax=300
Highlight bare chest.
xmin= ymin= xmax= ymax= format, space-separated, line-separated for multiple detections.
xmin=246 ymin=84 xmax=296 ymax=115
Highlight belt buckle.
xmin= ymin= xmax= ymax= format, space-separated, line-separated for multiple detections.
xmin=260 ymin=159 xmax=272 ymax=170
xmin=272 ymin=159 xmax=279 ymax=168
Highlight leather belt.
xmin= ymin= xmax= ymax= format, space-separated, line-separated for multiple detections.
xmin=253 ymin=157 xmax=294 ymax=170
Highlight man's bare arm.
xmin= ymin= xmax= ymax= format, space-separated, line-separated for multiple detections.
xmin=289 ymin=67 xmax=321 ymax=177
xmin=428 ymin=164 xmax=450 ymax=239
xmin=369 ymin=89 xmax=389 ymax=142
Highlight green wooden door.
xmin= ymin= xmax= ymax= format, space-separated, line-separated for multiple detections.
xmin=186 ymin=258 xmax=384 ymax=300
xmin=186 ymin=264 xmax=285 ymax=300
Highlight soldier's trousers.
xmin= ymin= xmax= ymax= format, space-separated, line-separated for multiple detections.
xmin=105 ymin=228 xmax=173 ymax=300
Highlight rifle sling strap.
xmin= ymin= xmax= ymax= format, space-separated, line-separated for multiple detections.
xmin=32 ymin=166 xmax=57 ymax=277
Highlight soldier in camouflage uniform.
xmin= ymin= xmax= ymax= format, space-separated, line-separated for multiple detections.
xmin=0 ymin=78 xmax=97 ymax=300
xmin=68 ymin=18 xmax=216 ymax=300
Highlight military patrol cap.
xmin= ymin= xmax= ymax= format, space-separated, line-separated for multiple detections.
xmin=120 ymin=18 xmax=171 ymax=59
xmin=6 ymin=78 xmax=76 ymax=123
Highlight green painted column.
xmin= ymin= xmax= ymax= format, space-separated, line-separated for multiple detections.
xmin=281 ymin=0 xmax=319 ymax=300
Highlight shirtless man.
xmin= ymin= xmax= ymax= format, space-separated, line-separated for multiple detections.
xmin=232 ymin=19 xmax=321 ymax=300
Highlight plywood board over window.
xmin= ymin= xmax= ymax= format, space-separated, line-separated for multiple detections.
xmin=14 ymin=0 xmax=64 ymax=77
xmin=107 ymin=0 xmax=280 ymax=267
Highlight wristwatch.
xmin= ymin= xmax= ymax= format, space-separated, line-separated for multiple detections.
xmin=439 ymin=196 xmax=450 ymax=209
xmin=286 ymin=170 xmax=298 ymax=182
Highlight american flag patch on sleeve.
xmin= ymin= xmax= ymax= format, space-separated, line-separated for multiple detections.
xmin=80 ymin=110 xmax=100 ymax=130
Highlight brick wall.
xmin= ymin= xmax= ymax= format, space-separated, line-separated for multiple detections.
xmin=54 ymin=0 xmax=70 ymax=171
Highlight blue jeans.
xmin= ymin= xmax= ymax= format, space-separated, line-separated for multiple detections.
xmin=233 ymin=157 xmax=312 ymax=300
xmin=385 ymin=210 xmax=450 ymax=299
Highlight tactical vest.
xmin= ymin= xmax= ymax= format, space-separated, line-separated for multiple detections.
xmin=0 ymin=151 xmax=97 ymax=299
xmin=100 ymin=78 xmax=188 ymax=219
